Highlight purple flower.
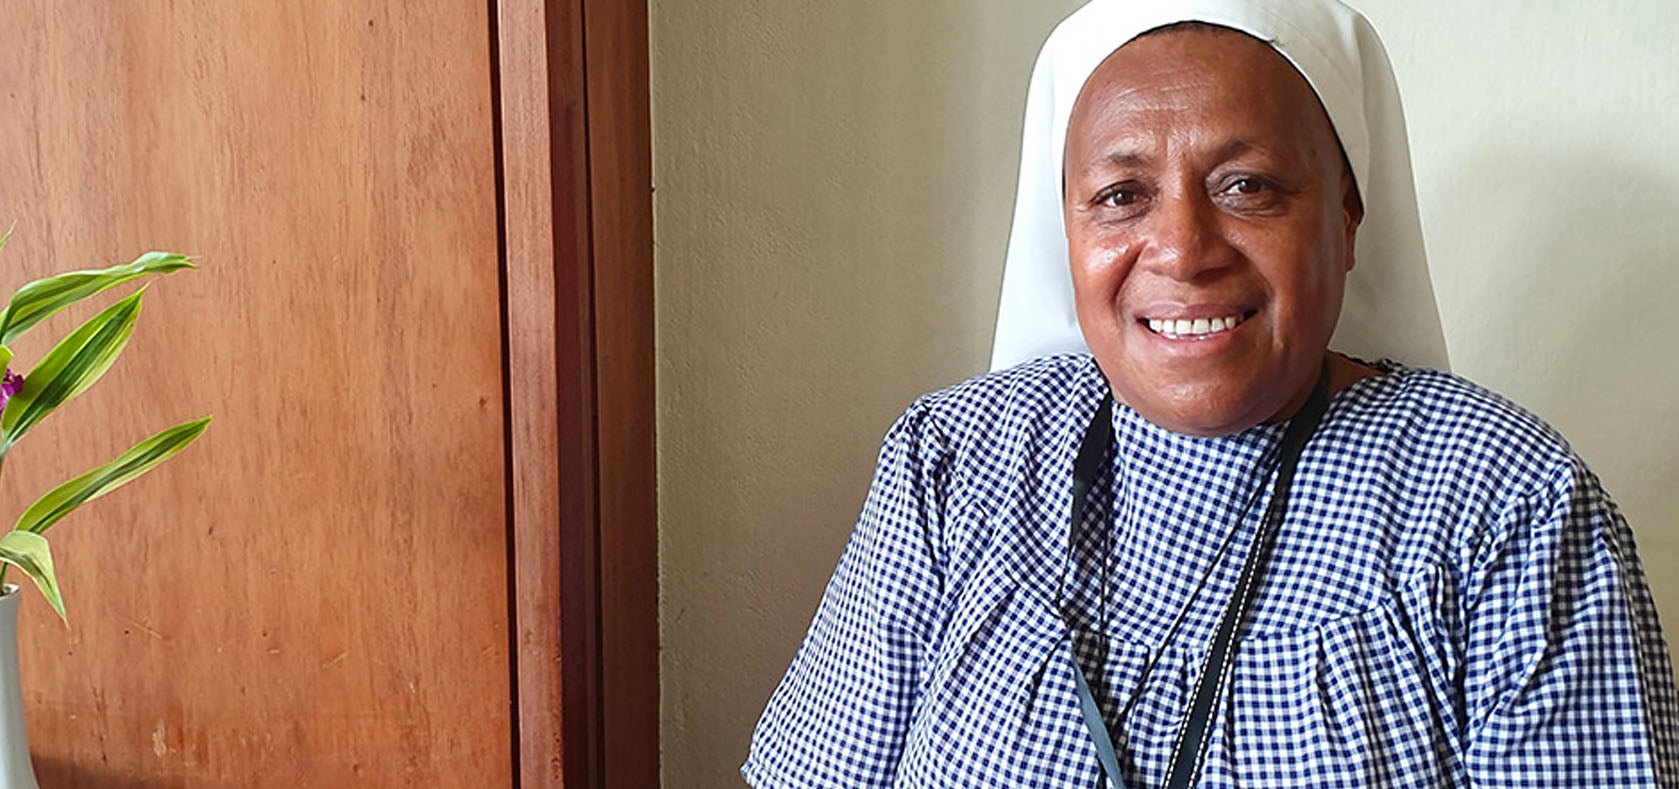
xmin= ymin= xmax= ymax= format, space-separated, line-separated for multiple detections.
xmin=0 ymin=369 xmax=21 ymax=411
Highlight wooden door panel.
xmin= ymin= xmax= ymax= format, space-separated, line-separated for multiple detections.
xmin=0 ymin=1 xmax=510 ymax=785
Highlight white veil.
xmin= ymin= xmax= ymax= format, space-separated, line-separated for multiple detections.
xmin=989 ymin=0 xmax=1450 ymax=372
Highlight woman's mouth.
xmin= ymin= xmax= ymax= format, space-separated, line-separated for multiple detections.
xmin=1142 ymin=312 xmax=1252 ymax=339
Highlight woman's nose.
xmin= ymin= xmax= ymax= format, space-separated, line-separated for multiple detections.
xmin=1135 ymin=192 xmax=1236 ymax=281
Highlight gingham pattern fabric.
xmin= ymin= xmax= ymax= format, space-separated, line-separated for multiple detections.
xmin=744 ymin=355 xmax=1679 ymax=787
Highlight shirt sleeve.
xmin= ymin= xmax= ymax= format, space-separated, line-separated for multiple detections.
xmin=1461 ymin=457 xmax=1679 ymax=786
xmin=742 ymin=402 xmax=950 ymax=788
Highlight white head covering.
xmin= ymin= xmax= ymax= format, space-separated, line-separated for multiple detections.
xmin=989 ymin=0 xmax=1450 ymax=372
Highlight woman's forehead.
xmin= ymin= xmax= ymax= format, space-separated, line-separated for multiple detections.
xmin=1065 ymin=26 xmax=1343 ymax=170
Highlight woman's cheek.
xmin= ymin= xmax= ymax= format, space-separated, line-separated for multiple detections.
xmin=1082 ymin=241 xmax=1131 ymax=301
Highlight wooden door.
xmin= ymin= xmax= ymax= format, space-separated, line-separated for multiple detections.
xmin=0 ymin=1 xmax=653 ymax=783
xmin=0 ymin=1 xmax=510 ymax=785
xmin=500 ymin=0 xmax=658 ymax=786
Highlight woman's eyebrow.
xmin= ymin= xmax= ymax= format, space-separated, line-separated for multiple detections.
xmin=1210 ymin=137 xmax=1311 ymax=167
xmin=1078 ymin=138 xmax=1280 ymax=178
xmin=1212 ymin=138 xmax=1261 ymax=160
xmin=1081 ymin=150 xmax=1152 ymax=178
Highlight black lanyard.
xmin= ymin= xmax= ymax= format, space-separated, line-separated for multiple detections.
xmin=1062 ymin=367 xmax=1331 ymax=788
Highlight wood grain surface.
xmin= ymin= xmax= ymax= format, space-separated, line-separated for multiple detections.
xmin=0 ymin=1 xmax=512 ymax=785
xmin=496 ymin=0 xmax=591 ymax=783
xmin=498 ymin=0 xmax=658 ymax=784
xmin=582 ymin=0 xmax=659 ymax=785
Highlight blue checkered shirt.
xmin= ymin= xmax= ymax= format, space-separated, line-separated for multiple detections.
xmin=744 ymin=355 xmax=1679 ymax=787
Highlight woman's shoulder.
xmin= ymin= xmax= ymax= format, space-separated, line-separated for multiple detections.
xmin=1348 ymin=361 xmax=1578 ymax=471
xmin=1338 ymin=362 xmax=1602 ymax=543
xmin=895 ymin=353 xmax=1099 ymax=452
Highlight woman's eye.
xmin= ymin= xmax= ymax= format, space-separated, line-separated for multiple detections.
xmin=1215 ymin=175 xmax=1291 ymax=212
xmin=1096 ymin=186 xmax=1141 ymax=208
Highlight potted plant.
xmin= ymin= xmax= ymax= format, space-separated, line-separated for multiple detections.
xmin=0 ymin=235 xmax=208 ymax=788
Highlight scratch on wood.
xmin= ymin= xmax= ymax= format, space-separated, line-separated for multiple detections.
xmin=124 ymin=617 xmax=165 ymax=640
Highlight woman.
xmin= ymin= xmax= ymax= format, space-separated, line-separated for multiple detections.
xmin=745 ymin=0 xmax=1677 ymax=785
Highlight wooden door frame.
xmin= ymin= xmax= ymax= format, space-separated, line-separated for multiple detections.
xmin=495 ymin=0 xmax=657 ymax=785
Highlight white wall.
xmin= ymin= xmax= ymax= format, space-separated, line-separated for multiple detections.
xmin=651 ymin=2 xmax=1679 ymax=786
xmin=1358 ymin=0 xmax=1679 ymax=586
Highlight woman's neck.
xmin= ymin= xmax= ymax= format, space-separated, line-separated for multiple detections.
xmin=1326 ymin=351 xmax=1384 ymax=395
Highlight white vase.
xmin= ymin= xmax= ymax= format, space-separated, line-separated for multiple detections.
xmin=0 ymin=585 xmax=38 ymax=789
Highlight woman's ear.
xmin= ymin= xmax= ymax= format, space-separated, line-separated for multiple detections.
xmin=1342 ymin=170 xmax=1364 ymax=271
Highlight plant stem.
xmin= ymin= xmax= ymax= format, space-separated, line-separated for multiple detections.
xmin=0 ymin=452 xmax=6 ymax=585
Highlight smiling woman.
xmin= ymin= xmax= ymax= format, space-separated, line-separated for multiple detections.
xmin=1062 ymin=25 xmax=1365 ymax=436
xmin=741 ymin=1 xmax=1678 ymax=786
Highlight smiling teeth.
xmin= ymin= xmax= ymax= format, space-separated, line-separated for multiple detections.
xmin=1147 ymin=315 xmax=1243 ymax=337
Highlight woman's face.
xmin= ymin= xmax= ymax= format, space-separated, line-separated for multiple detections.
xmin=1062 ymin=27 xmax=1361 ymax=436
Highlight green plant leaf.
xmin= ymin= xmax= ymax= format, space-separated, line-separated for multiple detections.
xmin=17 ymin=417 xmax=209 ymax=536
xmin=0 ymin=251 xmax=190 ymax=346
xmin=0 ymin=345 xmax=10 ymax=372
xmin=0 ymin=289 xmax=144 ymax=452
xmin=0 ymin=530 xmax=64 ymax=621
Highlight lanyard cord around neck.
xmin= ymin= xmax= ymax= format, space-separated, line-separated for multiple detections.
xmin=1062 ymin=366 xmax=1332 ymax=789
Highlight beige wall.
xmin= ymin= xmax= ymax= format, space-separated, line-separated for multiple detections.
xmin=652 ymin=1 xmax=1679 ymax=786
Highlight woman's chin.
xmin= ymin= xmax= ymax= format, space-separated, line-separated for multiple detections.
xmin=1139 ymin=406 xmax=1257 ymax=437
xmin=1112 ymin=379 xmax=1280 ymax=437
xmin=1100 ymin=346 xmax=1326 ymax=437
